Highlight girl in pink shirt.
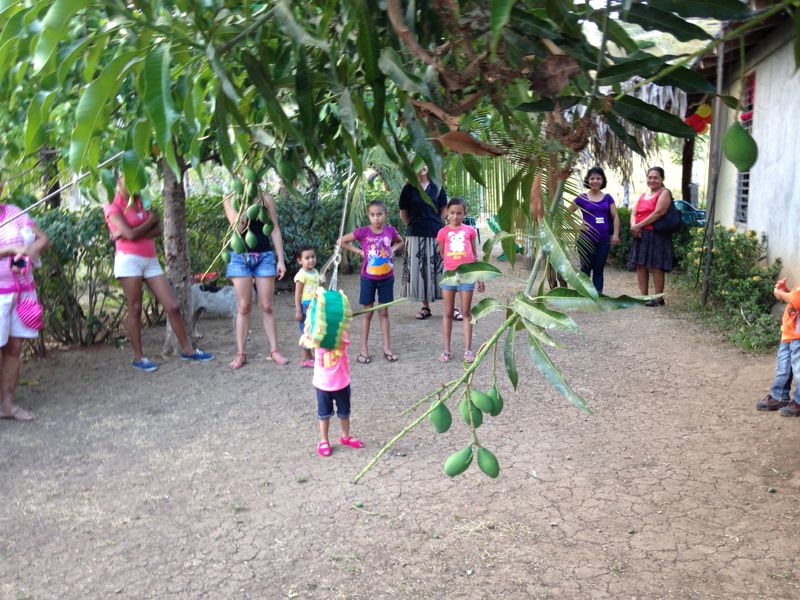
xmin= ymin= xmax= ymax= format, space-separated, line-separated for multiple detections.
xmin=312 ymin=335 xmax=363 ymax=456
xmin=436 ymin=198 xmax=484 ymax=363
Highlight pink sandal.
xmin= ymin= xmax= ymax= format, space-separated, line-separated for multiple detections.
xmin=228 ymin=352 xmax=247 ymax=370
xmin=268 ymin=350 xmax=289 ymax=365
xmin=300 ymin=359 xmax=314 ymax=368
xmin=340 ymin=435 xmax=364 ymax=448
xmin=317 ymin=440 xmax=332 ymax=457
xmin=463 ymin=350 xmax=476 ymax=364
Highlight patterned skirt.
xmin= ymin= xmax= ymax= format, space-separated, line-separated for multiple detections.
xmin=402 ymin=236 xmax=443 ymax=303
xmin=627 ymin=229 xmax=673 ymax=272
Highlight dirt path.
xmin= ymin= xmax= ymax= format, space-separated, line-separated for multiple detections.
xmin=2 ymin=264 xmax=800 ymax=600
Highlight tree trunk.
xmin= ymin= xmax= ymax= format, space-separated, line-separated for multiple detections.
xmin=160 ymin=159 xmax=193 ymax=355
xmin=681 ymin=136 xmax=695 ymax=203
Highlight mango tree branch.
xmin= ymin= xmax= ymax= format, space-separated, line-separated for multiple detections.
xmin=353 ymin=313 xmax=521 ymax=483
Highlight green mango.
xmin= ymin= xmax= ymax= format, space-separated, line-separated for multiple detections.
xmin=262 ymin=220 xmax=274 ymax=237
xmin=257 ymin=206 xmax=269 ymax=222
xmin=276 ymin=156 xmax=297 ymax=182
xmin=471 ymin=388 xmax=494 ymax=413
xmin=243 ymin=165 xmax=258 ymax=184
xmin=246 ymin=181 xmax=259 ymax=201
xmin=487 ymin=386 xmax=504 ymax=417
xmin=723 ymin=122 xmax=758 ymax=172
xmin=245 ymin=229 xmax=258 ymax=249
xmin=246 ymin=203 xmax=261 ymax=220
xmin=444 ymin=445 xmax=473 ymax=477
xmin=232 ymin=179 xmax=244 ymax=195
xmin=477 ymin=447 xmax=500 ymax=478
xmin=428 ymin=403 xmax=452 ymax=434
xmin=221 ymin=250 xmax=231 ymax=264
xmin=458 ymin=398 xmax=483 ymax=428
xmin=230 ymin=232 xmax=246 ymax=254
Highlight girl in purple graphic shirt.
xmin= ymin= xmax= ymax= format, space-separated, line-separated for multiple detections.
xmin=568 ymin=167 xmax=620 ymax=294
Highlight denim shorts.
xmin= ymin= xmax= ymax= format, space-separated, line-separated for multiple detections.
xmin=440 ymin=281 xmax=475 ymax=292
xmin=359 ymin=276 xmax=394 ymax=306
xmin=298 ymin=300 xmax=310 ymax=334
xmin=316 ymin=384 xmax=351 ymax=420
xmin=226 ymin=251 xmax=277 ymax=278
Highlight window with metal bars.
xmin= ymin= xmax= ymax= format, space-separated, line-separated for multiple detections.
xmin=735 ymin=73 xmax=755 ymax=223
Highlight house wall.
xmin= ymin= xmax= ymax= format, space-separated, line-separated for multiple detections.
xmin=711 ymin=40 xmax=800 ymax=280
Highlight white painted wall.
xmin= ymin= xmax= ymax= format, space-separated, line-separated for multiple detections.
xmin=711 ymin=41 xmax=800 ymax=280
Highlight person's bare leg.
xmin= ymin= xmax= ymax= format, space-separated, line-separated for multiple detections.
xmin=379 ymin=308 xmax=395 ymax=358
xmin=0 ymin=338 xmax=33 ymax=420
xmin=254 ymin=276 xmax=287 ymax=364
xmin=339 ymin=416 xmax=350 ymax=439
xmin=319 ymin=418 xmax=330 ymax=444
xmin=652 ymin=268 xmax=665 ymax=294
xmin=460 ymin=289 xmax=475 ymax=352
xmin=230 ymin=277 xmax=254 ymax=364
xmin=119 ymin=276 xmax=145 ymax=360
xmin=441 ymin=290 xmax=456 ymax=355
xmin=145 ymin=275 xmax=194 ymax=354
xmin=636 ymin=265 xmax=649 ymax=295
xmin=360 ymin=308 xmax=374 ymax=359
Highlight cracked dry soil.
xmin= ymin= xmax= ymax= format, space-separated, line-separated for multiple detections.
xmin=2 ymin=264 xmax=800 ymax=600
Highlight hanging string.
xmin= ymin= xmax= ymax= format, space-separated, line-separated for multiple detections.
xmin=328 ymin=160 xmax=354 ymax=292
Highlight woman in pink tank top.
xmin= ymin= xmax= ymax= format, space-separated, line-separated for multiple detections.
xmin=627 ymin=167 xmax=674 ymax=306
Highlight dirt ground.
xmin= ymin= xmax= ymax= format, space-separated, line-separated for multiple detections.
xmin=2 ymin=260 xmax=800 ymax=600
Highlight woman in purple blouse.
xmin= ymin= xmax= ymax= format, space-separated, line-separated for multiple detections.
xmin=569 ymin=167 xmax=620 ymax=294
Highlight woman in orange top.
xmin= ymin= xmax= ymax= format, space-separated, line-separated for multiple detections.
xmin=627 ymin=167 xmax=674 ymax=306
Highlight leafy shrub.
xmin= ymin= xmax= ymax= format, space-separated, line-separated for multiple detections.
xmin=37 ymin=207 xmax=126 ymax=346
xmin=608 ymin=206 xmax=632 ymax=268
xmin=676 ymin=225 xmax=781 ymax=351
xmin=184 ymin=191 xmax=231 ymax=276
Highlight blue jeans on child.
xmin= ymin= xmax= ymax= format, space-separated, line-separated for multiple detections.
xmin=316 ymin=385 xmax=351 ymax=420
xmin=298 ymin=300 xmax=310 ymax=334
xmin=770 ymin=340 xmax=800 ymax=403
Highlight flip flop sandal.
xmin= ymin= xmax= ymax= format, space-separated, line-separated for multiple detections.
xmin=463 ymin=350 xmax=476 ymax=363
xmin=228 ymin=352 xmax=247 ymax=370
xmin=438 ymin=351 xmax=452 ymax=363
xmin=0 ymin=406 xmax=35 ymax=421
xmin=317 ymin=440 xmax=333 ymax=457
xmin=340 ymin=435 xmax=364 ymax=448
xmin=383 ymin=352 xmax=399 ymax=362
xmin=415 ymin=307 xmax=432 ymax=320
xmin=356 ymin=354 xmax=371 ymax=364
xmin=300 ymin=359 xmax=314 ymax=368
xmin=268 ymin=350 xmax=289 ymax=365
xmin=453 ymin=308 xmax=463 ymax=321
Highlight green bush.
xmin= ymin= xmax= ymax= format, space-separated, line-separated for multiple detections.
xmin=676 ymin=225 xmax=781 ymax=351
xmin=184 ymin=191 xmax=231 ymax=276
xmin=37 ymin=207 xmax=126 ymax=346
xmin=608 ymin=206 xmax=632 ymax=268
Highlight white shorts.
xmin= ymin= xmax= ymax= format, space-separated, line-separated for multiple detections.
xmin=0 ymin=291 xmax=39 ymax=347
xmin=114 ymin=252 xmax=164 ymax=279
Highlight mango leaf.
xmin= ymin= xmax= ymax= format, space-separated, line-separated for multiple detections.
xmin=490 ymin=0 xmax=516 ymax=58
xmin=497 ymin=168 xmax=526 ymax=267
xmin=482 ymin=230 xmax=515 ymax=263
xmin=528 ymin=335 xmax=591 ymax=413
xmin=214 ymin=91 xmax=236 ymax=171
xmin=538 ymin=221 xmax=598 ymax=300
xmin=69 ymin=51 xmax=139 ymax=171
xmin=471 ymin=297 xmax=507 ymax=322
xmin=541 ymin=287 xmax=649 ymax=311
xmin=122 ymin=150 xmax=147 ymax=196
xmin=545 ymin=0 xmax=582 ymax=39
xmin=295 ymin=46 xmax=316 ymax=143
xmin=33 ymin=0 xmax=85 ymax=72
xmin=462 ymin=154 xmax=486 ymax=187
xmin=657 ymin=66 xmax=715 ymax=94
xmin=514 ymin=293 xmax=579 ymax=332
xmin=0 ymin=37 xmax=17 ymax=76
xmin=611 ymin=95 xmax=696 ymax=138
xmin=206 ymin=43 xmax=238 ymax=103
xmin=81 ymin=33 xmax=108 ymax=81
xmin=378 ymin=48 xmax=428 ymax=96
xmin=597 ymin=55 xmax=678 ymax=85
xmin=588 ymin=10 xmax=638 ymax=53
xmin=625 ymin=4 xmax=712 ymax=42
xmin=440 ymin=261 xmax=502 ymax=286
xmin=241 ymin=51 xmax=301 ymax=141
xmin=646 ymin=0 xmax=752 ymax=20
xmin=133 ymin=119 xmax=150 ymax=161
xmin=143 ymin=45 xmax=180 ymax=178
xmin=404 ymin=99 xmax=442 ymax=187
xmin=24 ymin=93 xmax=45 ymax=155
xmin=338 ymin=87 xmax=357 ymax=138
xmin=515 ymin=96 xmax=582 ymax=112
xmin=604 ymin=113 xmax=644 ymax=156
xmin=57 ymin=35 xmax=95 ymax=83
xmin=273 ymin=0 xmax=330 ymax=51
xmin=521 ymin=318 xmax=564 ymax=348
xmin=355 ymin=0 xmax=381 ymax=83
xmin=503 ymin=326 xmax=519 ymax=390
